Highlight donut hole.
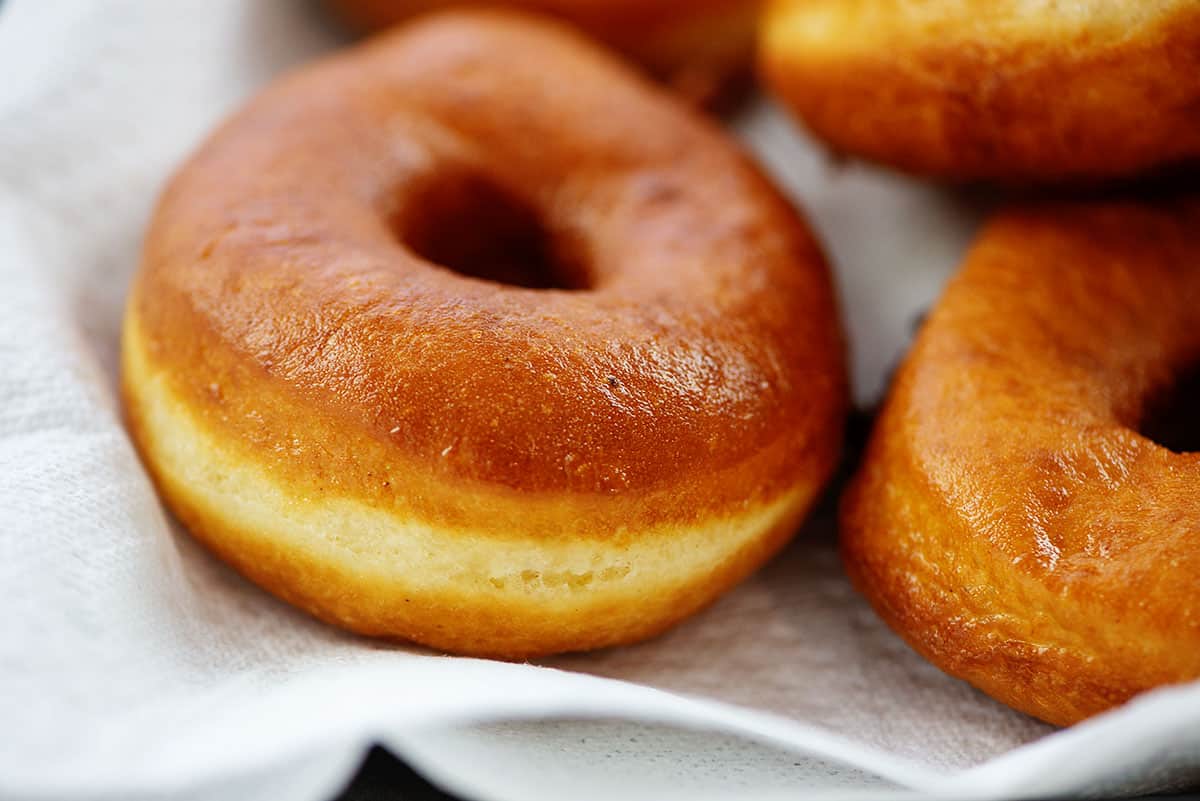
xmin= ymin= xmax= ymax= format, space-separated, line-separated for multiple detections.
xmin=1140 ymin=362 xmax=1200 ymax=454
xmin=397 ymin=173 xmax=589 ymax=290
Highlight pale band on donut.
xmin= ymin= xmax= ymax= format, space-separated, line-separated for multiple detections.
xmin=123 ymin=10 xmax=847 ymax=658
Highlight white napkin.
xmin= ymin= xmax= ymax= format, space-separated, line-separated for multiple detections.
xmin=2 ymin=2 xmax=1198 ymax=800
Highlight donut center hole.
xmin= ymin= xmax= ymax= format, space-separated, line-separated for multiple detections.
xmin=397 ymin=174 xmax=587 ymax=290
xmin=1140 ymin=362 xmax=1200 ymax=454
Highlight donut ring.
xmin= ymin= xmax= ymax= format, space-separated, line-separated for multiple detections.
xmin=122 ymin=11 xmax=847 ymax=658
xmin=842 ymin=198 xmax=1200 ymax=725
xmin=761 ymin=1 xmax=1200 ymax=181
xmin=328 ymin=0 xmax=760 ymax=104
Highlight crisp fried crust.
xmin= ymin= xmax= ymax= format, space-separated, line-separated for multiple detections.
xmin=761 ymin=0 xmax=1200 ymax=182
xmin=122 ymin=11 xmax=846 ymax=658
xmin=842 ymin=198 xmax=1200 ymax=725
xmin=330 ymin=0 xmax=761 ymax=104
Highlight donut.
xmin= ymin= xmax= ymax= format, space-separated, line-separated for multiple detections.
xmin=122 ymin=10 xmax=847 ymax=658
xmin=328 ymin=0 xmax=760 ymax=104
xmin=760 ymin=1 xmax=1200 ymax=182
xmin=842 ymin=197 xmax=1200 ymax=725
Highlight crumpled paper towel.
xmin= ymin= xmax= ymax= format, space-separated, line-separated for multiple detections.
xmin=1 ymin=2 xmax=1198 ymax=800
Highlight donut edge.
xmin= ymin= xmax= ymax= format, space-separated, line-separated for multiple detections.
xmin=759 ymin=0 xmax=1200 ymax=182
xmin=838 ymin=201 xmax=1200 ymax=726
xmin=121 ymin=303 xmax=822 ymax=659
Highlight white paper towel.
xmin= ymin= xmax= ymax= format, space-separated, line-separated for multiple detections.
xmin=1 ymin=2 xmax=1198 ymax=800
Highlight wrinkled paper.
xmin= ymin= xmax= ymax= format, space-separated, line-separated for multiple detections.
xmin=2 ymin=2 xmax=1198 ymax=799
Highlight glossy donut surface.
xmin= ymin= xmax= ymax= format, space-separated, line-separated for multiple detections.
xmin=123 ymin=11 xmax=846 ymax=658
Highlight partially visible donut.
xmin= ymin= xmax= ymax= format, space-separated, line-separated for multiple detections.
xmin=122 ymin=10 xmax=847 ymax=658
xmin=329 ymin=0 xmax=760 ymax=104
xmin=761 ymin=1 xmax=1200 ymax=182
xmin=842 ymin=198 xmax=1200 ymax=725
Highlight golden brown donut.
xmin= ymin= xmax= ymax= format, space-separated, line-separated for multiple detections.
xmin=328 ymin=0 xmax=760 ymax=104
xmin=122 ymin=10 xmax=847 ymax=659
xmin=842 ymin=197 xmax=1200 ymax=726
xmin=760 ymin=0 xmax=1200 ymax=182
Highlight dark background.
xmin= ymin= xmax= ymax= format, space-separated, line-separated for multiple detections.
xmin=336 ymin=748 xmax=455 ymax=800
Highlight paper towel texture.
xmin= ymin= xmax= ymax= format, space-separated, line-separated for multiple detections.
xmin=1 ymin=2 xmax=1198 ymax=800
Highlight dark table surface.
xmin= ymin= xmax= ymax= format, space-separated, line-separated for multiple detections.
xmin=331 ymin=746 xmax=1200 ymax=801
xmin=334 ymin=748 xmax=457 ymax=801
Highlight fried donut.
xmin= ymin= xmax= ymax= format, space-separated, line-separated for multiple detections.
xmin=328 ymin=0 xmax=760 ymax=104
xmin=122 ymin=10 xmax=846 ymax=658
xmin=760 ymin=0 xmax=1200 ymax=182
xmin=842 ymin=198 xmax=1200 ymax=725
